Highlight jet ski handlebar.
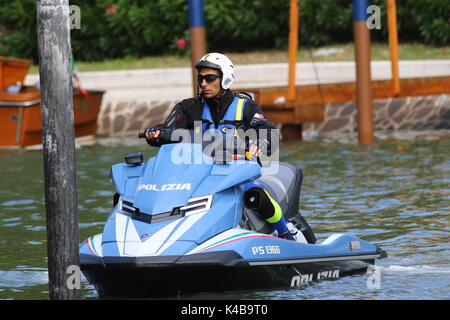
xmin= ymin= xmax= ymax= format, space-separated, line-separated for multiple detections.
xmin=138 ymin=128 xmax=172 ymax=141
xmin=138 ymin=129 xmax=261 ymax=165
xmin=138 ymin=128 xmax=248 ymax=148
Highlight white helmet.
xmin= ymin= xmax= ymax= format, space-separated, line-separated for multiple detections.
xmin=195 ymin=53 xmax=235 ymax=89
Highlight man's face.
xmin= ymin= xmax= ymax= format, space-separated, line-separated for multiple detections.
xmin=198 ymin=68 xmax=221 ymax=98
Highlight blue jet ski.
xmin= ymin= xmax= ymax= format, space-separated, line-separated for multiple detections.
xmin=80 ymin=134 xmax=387 ymax=298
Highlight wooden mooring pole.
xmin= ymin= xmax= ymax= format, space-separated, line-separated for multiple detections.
xmin=287 ymin=0 xmax=299 ymax=102
xmin=387 ymin=0 xmax=400 ymax=96
xmin=37 ymin=0 xmax=80 ymax=300
xmin=188 ymin=0 xmax=206 ymax=97
xmin=282 ymin=0 xmax=303 ymax=141
xmin=353 ymin=0 xmax=374 ymax=144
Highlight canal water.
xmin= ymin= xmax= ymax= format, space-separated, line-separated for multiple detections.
xmin=0 ymin=132 xmax=449 ymax=300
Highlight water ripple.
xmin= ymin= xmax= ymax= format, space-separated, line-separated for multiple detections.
xmin=0 ymin=269 xmax=48 ymax=288
xmin=1 ymin=135 xmax=449 ymax=299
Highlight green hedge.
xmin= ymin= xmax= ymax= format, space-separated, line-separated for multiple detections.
xmin=0 ymin=0 xmax=448 ymax=62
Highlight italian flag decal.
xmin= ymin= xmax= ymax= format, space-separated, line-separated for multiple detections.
xmin=191 ymin=231 xmax=276 ymax=254
xmin=86 ymin=236 xmax=99 ymax=256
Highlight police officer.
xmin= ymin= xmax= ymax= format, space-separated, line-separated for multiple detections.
xmin=145 ymin=53 xmax=295 ymax=240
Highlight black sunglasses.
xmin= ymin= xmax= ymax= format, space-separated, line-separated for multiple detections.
xmin=197 ymin=74 xmax=221 ymax=85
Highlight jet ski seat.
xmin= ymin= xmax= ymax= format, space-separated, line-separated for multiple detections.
xmin=242 ymin=162 xmax=316 ymax=243
xmin=258 ymin=162 xmax=303 ymax=219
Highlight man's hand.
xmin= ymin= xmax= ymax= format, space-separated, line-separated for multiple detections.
xmin=249 ymin=140 xmax=264 ymax=157
xmin=145 ymin=129 xmax=161 ymax=140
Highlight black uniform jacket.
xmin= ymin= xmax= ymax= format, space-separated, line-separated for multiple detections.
xmin=146 ymin=89 xmax=279 ymax=155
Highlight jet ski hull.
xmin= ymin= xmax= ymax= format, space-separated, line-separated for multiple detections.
xmin=81 ymin=249 xmax=385 ymax=298
xmin=79 ymin=144 xmax=387 ymax=298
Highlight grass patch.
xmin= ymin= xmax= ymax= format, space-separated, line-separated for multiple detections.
xmin=28 ymin=42 xmax=449 ymax=74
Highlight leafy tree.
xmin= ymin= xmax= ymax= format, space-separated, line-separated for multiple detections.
xmin=0 ymin=0 xmax=447 ymax=62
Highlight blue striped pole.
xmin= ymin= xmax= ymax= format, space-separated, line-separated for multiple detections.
xmin=353 ymin=0 xmax=374 ymax=144
xmin=353 ymin=0 xmax=369 ymax=22
xmin=188 ymin=0 xmax=205 ymax=28
xmin=188 ymin=0 xmax=206 ymax=96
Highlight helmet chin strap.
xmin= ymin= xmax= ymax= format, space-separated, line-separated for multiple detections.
xmin=215 ymin=75 xmax=225 ymax=98
xmin=215 ymin=88 xmax=226 ymax=99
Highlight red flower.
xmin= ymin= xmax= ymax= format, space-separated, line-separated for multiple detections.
xmin=176 ymin=38 xmax=186 ymax=49
xmin=105 ymin=6 xmax=117 ymax=13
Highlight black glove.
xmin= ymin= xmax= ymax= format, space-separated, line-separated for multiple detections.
xmin=144 ymin=125 xmax=166 ymax=147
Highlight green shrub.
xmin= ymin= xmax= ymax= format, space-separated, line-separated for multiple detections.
xmin=401 ymin=0 xmax=450 ymax=46
xmin=0 ymin=0 xmax=37 ymax=60
xmin=299 ymin=0 xmax=353 ymax=46
xmin=0 ymin=0 xmax=448 ymax=62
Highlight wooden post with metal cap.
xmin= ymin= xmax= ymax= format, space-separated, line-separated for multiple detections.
xmin=353 ymin=0 xmax=374 ymax=144
xmin=37 ymin=0 xmax=80 ymax=299
xmin=387 ymin=0 xmax=400 ymax=96
xmin=188 ymin=0 xmax=207 ymax=97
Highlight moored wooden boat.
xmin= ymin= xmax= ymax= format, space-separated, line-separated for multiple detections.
xmin=0 ymin=56 xmax=104 ymax=149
